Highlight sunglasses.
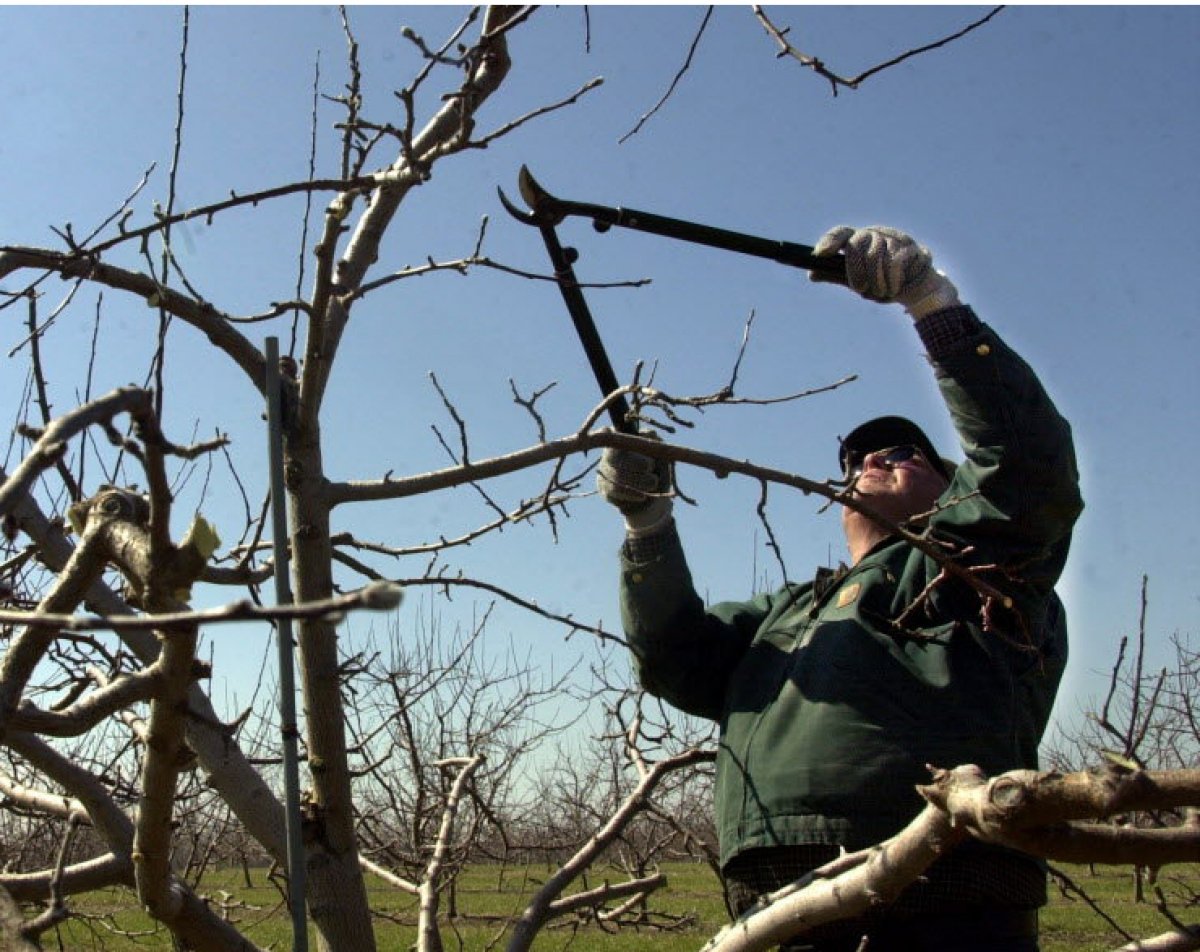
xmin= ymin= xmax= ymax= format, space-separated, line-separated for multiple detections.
xmin=842 ymin=444 xmax=927 ymax=480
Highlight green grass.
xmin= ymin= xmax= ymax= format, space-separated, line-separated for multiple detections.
xmin=46 ymin=862 xmax=1198 ymax=950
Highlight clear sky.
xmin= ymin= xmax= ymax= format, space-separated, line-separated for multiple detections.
xmin=2 ymin=5 xmax=1197 ymax=745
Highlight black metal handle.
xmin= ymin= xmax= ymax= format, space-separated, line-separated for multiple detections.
xmin=590 ymin=205 xmax=847 ymax=283
xmin=532 ymin=221 xmax=636 ymax=434
xmin=516 ymin=166 xmax=847 ymax=284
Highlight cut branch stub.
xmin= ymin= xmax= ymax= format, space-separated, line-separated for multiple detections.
xmin=70 ymin=487 xmax=218 ymax=610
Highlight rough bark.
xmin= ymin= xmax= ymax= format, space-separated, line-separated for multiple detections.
xmin=0 ymin=885 xmax=38 ymax=952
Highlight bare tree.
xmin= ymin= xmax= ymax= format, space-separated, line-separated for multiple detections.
xmin=1 ymin=7 xmax=541 ymax=949
xmin=1047 ymin=578 xmax=1198 ymax=781
xmin=344 ymin=607 xmax=580 ymax=951
xmin=505 ymin=680 xmax=718 ymax=950
xmin=1042 ymin=577 xmax=1199 ymax=934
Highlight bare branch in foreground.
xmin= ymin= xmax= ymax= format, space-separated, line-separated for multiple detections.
xmin=921 ymin=762 xmax=1200 ymax=866
xmin=0 ymin=249 xmax=266 ymax=389
xmin=705 ymin=762 xmax=1200 ymax=952
xmin=1115 ymin=927 xmax=1200 ymax=952
xmin=0 ymin=581 xmax=403 ymax=634
xmin=704 ymin=799 xmax=966 ymax=952
xmin=474 ymin=76 xmax=605 ymax=149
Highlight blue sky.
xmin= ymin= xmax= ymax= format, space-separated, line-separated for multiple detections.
xmin=2 ymin=5 xmax=1197 ymax=744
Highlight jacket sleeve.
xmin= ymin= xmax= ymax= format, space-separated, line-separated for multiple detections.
xmin=618 ymin=523 xmax=773 ymax=721
xmin=919 ymin=306 xmax=1084 ymax=594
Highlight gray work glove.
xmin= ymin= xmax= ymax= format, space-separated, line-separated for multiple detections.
xmin=812 ymin=225 xmax=960 ymax=320
xmin=596 ymin=439 xmax=674 ymax=536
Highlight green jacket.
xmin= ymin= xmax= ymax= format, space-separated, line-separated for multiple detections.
xmin=619 ymin=307 xmax=1083 ymax=867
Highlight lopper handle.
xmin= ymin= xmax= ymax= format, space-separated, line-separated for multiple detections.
xmin=534 ymin=222 xmax=638 ymax=434
xmin=516 ymin=166 xmax=848 ymax=285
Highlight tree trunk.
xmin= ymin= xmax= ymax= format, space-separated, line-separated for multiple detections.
xmin=277 ymin=10 xmax=519 ymax=945
xmin=287 ymin=422 xmax=375 ymax=951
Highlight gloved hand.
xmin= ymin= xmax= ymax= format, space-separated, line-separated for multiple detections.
xmin=812 ymin=225 xmax=960 ymax=320
xmin=596 ymin=439 xmax=673 ymax=535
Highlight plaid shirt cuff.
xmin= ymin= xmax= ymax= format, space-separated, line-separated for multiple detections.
xmin=622 ymin=518 xmax=678 ymax=563
xmin=914 ymin=305 xmax=984 ymax=361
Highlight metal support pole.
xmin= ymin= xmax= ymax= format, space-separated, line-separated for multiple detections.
xmin=265 ymin=336 xmax=309 ymax=952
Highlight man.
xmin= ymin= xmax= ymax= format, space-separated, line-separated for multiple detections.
xmin=597 ymin=225 xmax=1083 ymax=951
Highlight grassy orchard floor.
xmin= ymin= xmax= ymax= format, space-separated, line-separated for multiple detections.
xmin=52 ymin=862 xmax=1198 ymax=950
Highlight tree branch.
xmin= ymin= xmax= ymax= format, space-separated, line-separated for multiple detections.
xmin=752 ymin=5 xmax=1005 ymax=96
xmin=0 ymin=580 xmax=402 ymax=634
xmin=0 ymin=249 xmax=266 ymax=391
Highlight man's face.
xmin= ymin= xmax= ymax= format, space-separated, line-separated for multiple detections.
xmin=841 ymin=445 xmax=949 ymax=529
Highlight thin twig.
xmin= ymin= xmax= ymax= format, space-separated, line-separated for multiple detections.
xmin=17 ymin=815 xmax=82 ymax=940
xmin=24 ymin=293 xmax=81 ymax=500
xmin=473 ymin=77 xmax=605 ymax=149
xmin=509 ymin=378 xmax=558 ymax=444
xmin=6 ymin=280 xmax=85 ymax=358
xmin=152 ymin=5 xmax=190 ymax=420
xmin=753 ymin=5 xmax=1005 ymax=96
xmin=292 ymin=52 xmax=322 ymax=356
xmin=620 ymin=7 xmax=713 ymax=143
xmin=755 ymin=481 xmax=790 ymax=589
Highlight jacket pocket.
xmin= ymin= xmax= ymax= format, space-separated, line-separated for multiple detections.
xmin=789 ymin=617 xmax=929 ymax=726
xmin=722 ymin=627 xmax=799 ymax=716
